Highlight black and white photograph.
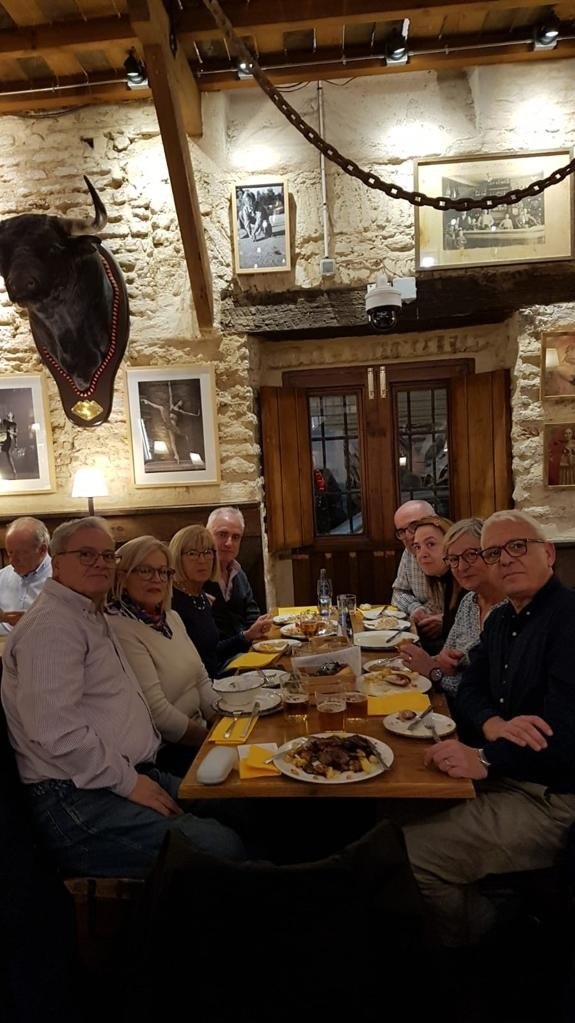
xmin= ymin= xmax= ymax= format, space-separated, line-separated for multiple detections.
xmin=231 ymin=178 xmax=291 ymax=274
xmin=0 ymin=374 xmax=54 ymax=494
xmin=415 ymin=150 xmax=573 ymax=270
xmin=126 ymin=366 xmax=220 ymax=487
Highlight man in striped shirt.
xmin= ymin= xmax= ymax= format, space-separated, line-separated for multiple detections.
xmin=1 ymin=516 xmax=245 ymax=877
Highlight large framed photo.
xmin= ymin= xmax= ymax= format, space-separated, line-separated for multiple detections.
xmin=545 ymin=422 xmax=575 ymax=487
xmin=0 ymin=373 xmax=54 ymax=495
xmin=541 ymin=331 xmax=575 ymax=399
xmin=126 ymin=366 xmax=220 ymax=487
xmin=231 ymin=178 xmax=291 ymax=274
xmin=415 ymin=150 xmax=573 ymax=271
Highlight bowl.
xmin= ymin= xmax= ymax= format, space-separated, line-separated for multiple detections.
xmin=212 ymin=672 xmax=265 ymax=709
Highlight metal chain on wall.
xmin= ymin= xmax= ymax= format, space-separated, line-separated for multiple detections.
xmin=202 ymin=0 xmax=575 ymax=213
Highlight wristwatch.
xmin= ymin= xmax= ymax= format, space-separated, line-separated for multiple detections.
xmin=477 ymin=748 xmax=491 ymax=770
xmin=429 ymin=666 xmax=444 ymax=684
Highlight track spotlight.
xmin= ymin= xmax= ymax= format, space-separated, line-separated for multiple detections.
xmin=124 ymin=50 xmax=148 ymax=88
xmin=533 ymin=12 xmax=560 ymax=50
xmin=385 ymin=20 xmax=410 ymax=66
xmin=237 ymin=59 xmax=254 ymax=80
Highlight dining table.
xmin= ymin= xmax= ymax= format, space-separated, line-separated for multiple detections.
xmin=179 ymin=606 xmax=475 ymax=803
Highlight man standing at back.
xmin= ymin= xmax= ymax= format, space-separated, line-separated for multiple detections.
xmin=1 ymin=516 xmax=244 ymax=877
xmin=0 ymin=516 xmax=51 ymax=634
xmin=391 ymin=499 xmax=442 ymax=642
xmin=205 ymin=506 xmax=271 ymax=640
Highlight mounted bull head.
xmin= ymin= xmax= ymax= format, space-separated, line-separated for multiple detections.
xmin=0 ymin=177 xmax=130 ymax=427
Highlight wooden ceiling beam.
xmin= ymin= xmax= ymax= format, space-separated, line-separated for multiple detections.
xmin=0 ymin=80 xmax=148 ymax=114
xmin=128 ymin=0 xmax=213 ymax=329
xmin=0 ymin=16 xmax=136 ymax=61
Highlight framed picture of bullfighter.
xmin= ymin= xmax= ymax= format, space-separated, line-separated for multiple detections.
xmin=231 ymin=178 xmax=291 ymax=274
xmin=126 ymin=365 xmax=220 ymax=487
xmin=0 ymin=373 xmax=55 ymax=494
xmin=545 ymin=422 xmax=575 ymax=487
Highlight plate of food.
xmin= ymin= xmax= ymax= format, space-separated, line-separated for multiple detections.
xmin=280 ymin=621 xmax=338 ymax=640
xmin=354 ymin=630 xmax=420 ymax=651
xmin=361 ymin=667 xmax=431 ymax=694
xmin=361 ymin=605 xmax=407 ymax=621
xmin=215 ymin=690 xmax=282 ymax=716
xmin=383 ymin=711 xmax=455 ymax=739
xmin=272 ymin=613 xmax=298 ymax=626
xmin=259 ymin=668 xmax=291 ymax=689
xmin=363 ymin=617 xmax=411 ymax=631
xmin=272 ymin=732 xmax=394 ymax=784
xmin=252 ymin=639 xmax=290 ymax=654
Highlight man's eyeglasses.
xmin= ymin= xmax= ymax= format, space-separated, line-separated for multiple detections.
xmin=183 ymin=548 xmax=215 ymax=560
xmin=480 ymin=538 xmax=547 ymax=566
xmin=61 ymin=548 xmax=118 ymax=566
xmin=395 ymin=521 xmax=419 ymax=540
xmin=131 ymin=565 xmax=175 ymax=581
xmin=444 ymin=548 xmax=482 ymax=569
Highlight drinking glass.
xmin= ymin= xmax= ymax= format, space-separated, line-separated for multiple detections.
xmin=344 ymin=687 xmax=368 ymax=728
xmin=281 ymin=676 xmax=310 ymax=720
xmin=337 ymin=593 xmax=357 ymax=615
xmin=316 ymin=682 xmax=347 ymax=731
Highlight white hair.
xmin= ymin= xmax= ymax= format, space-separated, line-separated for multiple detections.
xmin=6 ymin=516 xmax=50 ymax=549
xmin=207 ymin=506 xmax=245 ymax=532
xmin=481 ymin=510 xmax=546 ymax=544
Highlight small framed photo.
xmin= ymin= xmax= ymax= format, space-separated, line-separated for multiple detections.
xmin=126 ymin=366 xmax=220 ymax=487
xmin=0 ymin=373 xmax=54 ymax=495
xmin=545 ymin=423 xmax=575 ymax=487
xmin=231 ymin=178 xmax=291 ymax=274
xmin=541 ymin=331 xmax=575 ymax=399
xmin=415 ymin=150 xmax=573 ymax=271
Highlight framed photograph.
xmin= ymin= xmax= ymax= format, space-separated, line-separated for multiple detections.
xmin=0 ymin=373 xmax=54 ymax=495
xmin=231 ymin=178 xmax=291 ymax=274
xmin=126 ymin=366 xmax=220 ymax=487
xmin=415 ymin=150 xmax=573 ymax=271
xmin=545 ymin=423 xmax=575 ymax=487
xmin=541 ymin=331 xmax=575 ymax=399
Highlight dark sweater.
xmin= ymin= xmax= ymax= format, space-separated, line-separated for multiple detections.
xmin=204 ymin=566 xmax=262 ymax=639
xmin=456 ymin=574 xmax=575 ymax=792
xmin=171 ymin=588 xmax=249 ymax=678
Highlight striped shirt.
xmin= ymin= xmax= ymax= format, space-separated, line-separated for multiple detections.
xmin=1 ymin=579 xmax=160 ymax=798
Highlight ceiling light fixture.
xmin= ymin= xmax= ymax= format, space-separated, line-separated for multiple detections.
xmin=533 ymin=12 xmax=560 ymax=50
xmin=124 ymin=50 xmax=148 ymax=89
xmin=237 ymin=59 xmax=254 ymax=79
xmin=385 ymin=19 xmax=410 ymax=66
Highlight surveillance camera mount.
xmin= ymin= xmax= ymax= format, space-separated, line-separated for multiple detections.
xmin=365 ymin=273 xmax=416 ymax=332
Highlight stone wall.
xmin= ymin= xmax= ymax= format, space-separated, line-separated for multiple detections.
xmin=0 ymin=60 xmax=573 ymax=542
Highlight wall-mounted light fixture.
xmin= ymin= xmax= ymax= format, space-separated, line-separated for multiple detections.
xmin=72 ymin=466 xmax=109 ymax=516
xmin=385 ymin=20 xmax=410 ymax=66
xmin=533 ymin=12 xmax=560 ymax=49
xmin=124 ymin=50 xmax=148 ymax=88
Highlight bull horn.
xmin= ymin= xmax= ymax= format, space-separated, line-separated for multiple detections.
xmin=61 ymin=176 xmax=108 ymax=236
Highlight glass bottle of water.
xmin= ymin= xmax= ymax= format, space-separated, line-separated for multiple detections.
xmin=317 ymin=567 xmax=332 ymax=617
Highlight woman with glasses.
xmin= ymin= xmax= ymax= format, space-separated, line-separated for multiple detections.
xmin=401 ymin=518 xmax=505 ymax=701
xmin=106 ymin=535 xmax=216 ymax=775
xmin=170 ymin=524 xmax=269 ymax=677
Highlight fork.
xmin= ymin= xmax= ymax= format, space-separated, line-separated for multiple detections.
xmin=221 ymin=710 xmax=242 ymax=740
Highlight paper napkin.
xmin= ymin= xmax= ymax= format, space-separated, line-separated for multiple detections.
xmin=210 ymin=716 xmax=258 ymax=745
xmin=277 ymin=606 xmax=317 ymax=616
xmin=238 ymin=743 xmax=281 ymax=779
xmin=368 ymin=692 xmax=430 ymax=716
xmin=226 ymin=651 xmax=279 ymax=670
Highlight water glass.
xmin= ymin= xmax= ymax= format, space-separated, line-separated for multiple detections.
xmin=337 ymin=593 xmax=357 ymax=614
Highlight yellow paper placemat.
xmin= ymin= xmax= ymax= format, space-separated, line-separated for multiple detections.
xmin=238 ymin=744 xmax=281 ymax=778
xmin=210 ymin=716 xmax=258 ymax=744
xmin=368 ymin=692 xmax=430 ymax=716
xmin=277 ymin=606 xmax=317 ymax=615
xmin=226 ymin=651 xmax=278 ymax=670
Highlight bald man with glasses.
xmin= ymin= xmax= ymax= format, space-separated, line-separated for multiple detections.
xmin=404 ymin=509 xmax=575 ymax=948
xmin=391 ymin=499 xmax=444 ymax=643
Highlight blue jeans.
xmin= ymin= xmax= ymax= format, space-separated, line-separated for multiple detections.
xmin=26 ymin=768 xmax=246 ymax=878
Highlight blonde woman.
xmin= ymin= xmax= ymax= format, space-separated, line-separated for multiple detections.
xmin=106 ymin=535 xmax=216 ymax=775
xmin=170 ymin=523 xmax=270 ymax=677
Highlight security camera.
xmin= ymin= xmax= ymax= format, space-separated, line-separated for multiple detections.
xmin=365 ymin=273 xmax=417 ymax=332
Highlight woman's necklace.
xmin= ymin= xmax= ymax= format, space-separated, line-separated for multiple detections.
xmin=177 ymin=583 xmax=208 ymax=608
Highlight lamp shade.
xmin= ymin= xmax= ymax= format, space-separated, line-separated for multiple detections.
xmin=72 ymin=467 xmax=109 ymax=499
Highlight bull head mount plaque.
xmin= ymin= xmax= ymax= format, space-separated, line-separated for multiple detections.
xmin=0 ymin=176 xmax=130 ymax=427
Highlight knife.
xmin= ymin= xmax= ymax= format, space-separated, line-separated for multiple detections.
xmin=406 ymin=704 xmax=433 ymax=731
xmin=239 ymin=699 xmax=261 ymax=741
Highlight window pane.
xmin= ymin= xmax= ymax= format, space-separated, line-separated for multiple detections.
xmin=309 ymin=394 xmax=363 ymax=535
xmin=397 ymin=387 xmax=450 ymax=516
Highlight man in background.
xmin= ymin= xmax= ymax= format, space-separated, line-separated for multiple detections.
xmin=205 ymin=506 xmax=271 ymax=640
xmin=391 ymin=499 xmax=443 ymax=643
xmin=0 ymin=516 xmax=51 ymax=634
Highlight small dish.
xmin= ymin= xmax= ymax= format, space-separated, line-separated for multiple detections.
xmin=383 ymin=711 xmax=455 ymax=739
xmin=354 ymin=631 xmax=420 ymax=651
xmin=252 ymin=639 xmax=289 ymax=654
xmin=259 ymin=668 xmax=291 ymax=689
xmin=360 ymin=670 xmax=431 ymax=695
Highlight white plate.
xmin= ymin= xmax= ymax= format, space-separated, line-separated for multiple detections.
xmin=215 ymin=690 xmax=282 ymax=716
xmin=251 ymin=639 xmax=290 ymax=654
xmin=272 ymin=732 xmax=394 ymax=784
xmin=272 ymin=614 xmax=298 ymax=625
xmin=362 ymin=607 xmax=407 ymax=621
xmin=354 ymin=630 xmax=420 ymax=651
xmin=383 ymin=712 xmax=456 ymax=739
xmin=280 ymin=621 xmax=338 ymax=639
xmin=364 ymin=618 xmax=411 ymax=632
xmin=282 ymin=637 xmax=303 ymax=651
xmin=360 ymin=670 xmax=431 ymax=695
xmin=259 ymin=669 xmax=291 ymax=689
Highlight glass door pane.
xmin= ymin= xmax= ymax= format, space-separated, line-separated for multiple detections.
xmin=309 ymin=393 xmax=363 ymax=535
xmin=396 ymin=387 xmax=450 ymax=516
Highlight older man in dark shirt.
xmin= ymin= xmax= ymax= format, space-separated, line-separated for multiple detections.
xmin=404 ymin=509 xmax=575 ymax=947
